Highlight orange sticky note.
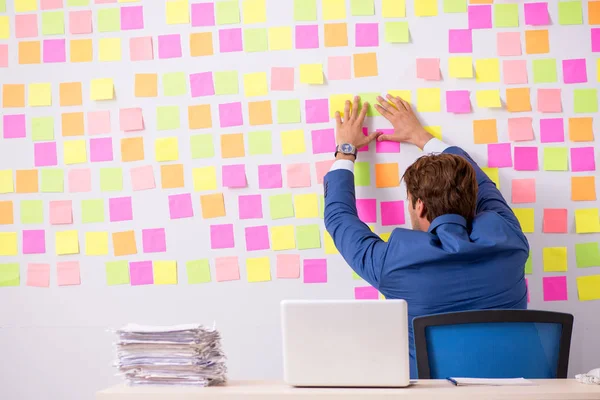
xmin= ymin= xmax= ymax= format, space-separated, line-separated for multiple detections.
xmin=324 ymin=23 xmax=348 ymax=47
xmin=473 ymin=119 xmax=498 ymax=144
xmin=221 ymin=133 xmax=245 ymax=158
xmin=0 ymin=201 xmax=14 ymax=225
xmin=569 ymin=117 xmax=594 ymax=142
xmin=70 ymin=39 xmax=93 ymax=63
xmin=2 ymin=84 xmax=25 ymax=108
xmin=200 ymin=193 xmax=226 ymax=219
xmin=135 ymin=73 xmax=158 ymax=97
xmin=375 ymin=163 xmax=400 ymax=188
xmin=590 ymin=1 xmax=600 ymax=25
xmin=61 ymin=112 xmax=85 ymax=136
xmin=248 ymin=100 xmax=273 ymax=126
xmin=112 ymin=230 xmax=137 ymax=256
xmin=572 ymin=176 xmax=596 ymax=201
xmin=59 ymin=82 xmax=83 ymax=106
xmin=525 ymin=29 xmax=549 ymax=54
xmin=190 ymin=32 xmax=214 ymax=57
xmin=121 ymin=137 xmax=145 ymax=162
xmin=354 ymin=52 xmax=378 ymax=78
xmin=160 ymin=164 xmax=185 ymax=189
xmin=16 ymin=169 xmax=38 ymax=193
xmin=18 ymin=41 xmax=41 ymax=64
xmin=506 ymin=88 xmax=531 ymax=112
xmin=188 ymin=104 xmax=212 ymax=129
xmin=470 ymin=0 xmax=492 ymax=3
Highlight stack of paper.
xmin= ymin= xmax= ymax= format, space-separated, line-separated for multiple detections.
xmin=114 ymin=324 xmax=227 ymax=386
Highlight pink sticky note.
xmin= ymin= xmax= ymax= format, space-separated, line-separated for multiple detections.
xmin=57 ymin=261 xmax=81 ymax=286
xmin=192 ymin=3 xmax=215 ymax=26
xmin=41 ymin=0 xmax=63 ymax=9
xmin=304 ymin=259 xmax=327 ymax=284
xmin=356 ymin=23 xmax=379 ymax=47
xmin=43 ymin=39 xmax=66 ymax=63
xmin=563 ymin=59 xmax=587 ymax=84
xmin=3 ymin=114 xmax=26 ymax=139
xmin=218 ymin=102 xmax=243 ymax=128
xmin=524 ymin=2 xmax=549 ymax=26
xmin=448 ymin=29 xmax=472 ymax=53
xmin=131 ymin=165 xmax=155 ymax=191
xmin=158 ymin=34 xmax=182 ymax=59
xmin=68 ymin=168 xmax=91 ymax=193
xmin=356 ymin=126 xmax=368 ymax=152
xmin=245 ymin=225 xmax=270 ymax=251
xmin=109 ymin=196 xmax=133 ymax=222
xmin=222 ymin=164 xmax=247 ymax=188
xmin=119 ymin=108 xmax=143 ymax=132
xmin=90 ymin=137 xmax=114 ymax=162
xmin=258 ymin=164 xmax=282 ymax=189
xmin=130 ymin=261 xmax=153 ymax=286
xmin=446 ymin=90 xmax=471 ymax=113
xmin=69 ymin=11 xmax=92 ymax=34
xmin=27 ymin=264 xmax=50 ymax=288
xmin=287 ymin=163 xmax=311 ymax=188
xmin=514 ymin=147 xmax=539 ymax=171
xmin=328 ymin=55 xmax=352 ymax=80
xmin=121 ymin=6 xmax=144 ymax=30
xmin=168 ymin=193 xmax=194 ymax=219
xmin=271 ymin=67 xmax=294 ymax=91
xmin=540 ymin=118 xmax=564 ymax=143
xmin=376 ymin=129 xmax=400 ymax=153
xmin=238 ymin=194 xmax=263 ymax=219
xmin=497 ymin=32 xmax=521 ymax=56
xmin=512 ymin=178 xmax=536 ymax=204
xmin=87 ymin=111 xmax=112 ymax=135
xmin=277 ymin=254 xmax=300 ymax=279
xmin=306 ymin=99 xmax=329 ymax=124
xmin=16 ymin=14 xmax=38 ymax=38
xmin=142 ymin=228 xmax=166 ymax=253
xmin=543 ymin=276 xmax=568 ymax=301
xmin=49 ymin=200 xmax=73 ymax=225
xmin=571 ymin=147 xmax=596 ymax=172
xmin=311 ymin=128 xmax=336 ymax=154
xmin=34 ymin=142 xmax=58 ymax=167
xmin=592 ymin=28 xmax=600 ymax=53
xmin=356 ymin=199 xmax=377 ymax=223
xmin=487 ymin=143 xmax=513 ymax=168
xmin=355 ymin=286 xmax=379 ymax=300
xmin=23 ymin=230 xmax=46 ymax=254
xmin=95 ymin=0 xmax=117 ymax=4
xmin=416 ymin=58 xmax=440 ymax=80
xmin=130 ymin=36 xmax=154 ymax=61
xmin=219 ymin=28 xmax=243 ymax=52
xmin=508 ymin=117 xmax=534 ymax=142
xmin=215 ymin=256 xmax=240 ymax=282
xmin=190 ymin=72 xmax=215 ymax=97
xmin=543 ymin=208 xmax=568 ymax=233
xmin=0 ymin=45 xmax=8 ymax=68
xmin=468 ymin=5 xmax=492 ymax=29
xmin=537 ymin=89 xmax=561 ymax=113
xmin=316 ymin=160 xmax=335 ymax=184
xmin=381 ymin=201 xmax=405 ymax=226
xmin=210 ymin=224 xmax=235 ymax=249
xmin=295 ymin=25 xmax=319 ymax=49
xmin=503 ymin=60 xmax=528 ymax=84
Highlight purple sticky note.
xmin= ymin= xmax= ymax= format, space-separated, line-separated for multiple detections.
xmin=142 ymin=228 xmax=166 ymax=253
xmin=508 ymin=117 xmax=534 ymax=142
xmin=218 ymin=102 xmax=243 ymax=128
xmin=43 ymin=39 xmax=66 ymax=63
xmin=305 ymin=99 xmax=329 ymax=124
xmin=27 ymin=264 xmax=50 ymax=287
xmin=311 ymin=129 xmax=336 ymax=154
xmin=295 ymin=25 xmax=319 ymax=49
xmin=592 ymin=28 xmax=600 ymax=53
xmin=158 ymin=34 xmax=182 ymax=59
xmin=271 ymin=67 xmax=294 ymax=91
xmin=192 ymin=3 xmax=215 ymax=27
xmin=23 ymin=230 xmax=46 ymax=254
xmin=448 ymin=29 xmax=472 ymax=53
xmin=487 ymin=143 xmax=513 ymax=168
xmin=88 ymin=110 xmax=112 ymax=135
xmin=514 ymin=147 xmax=539 ymax=171
xmin=69 ymin=10 xmax=92 ymax=34
xmin=258 ymin=164 xmax=282 ymax=189
xmin=222 ymin=164 xmax=247 ymax=188
xmin=210 ymin=224 xmax=235 ymax=249
xmin=356 ymin=199 xmax=377 ymax=223
xmin=109 ymin=196 xmax=133 ymax=222
xmin=468 ymin=5 xmax=492 ymax=29
xmin=3 ymin=114 xmax=26 ymax=139
xmin=524 ymin=2 xmax=549 ymax=26
xmin=563 ymin=59 xmax=587 ymax=84
xmin=537 ymin=89 xmax=561 ymax=113
xmin=540 ymin=118 xmax=564 ymax=143
xmin=68 ymin=168 xmax=91 ymax=193
xmin=381 ymin=200 xmax=405 ymax=227
xmin=190 ymin=72 xmax=215 ymax=97
xmin=16 ymin=14 xmax=38 ymax=38
xmin=245 ymin=225 xmax=270 ymax=251
xmin=49 ymin=200 xmax=72 ymax=224
xmin=34 ymin=142 xmax=58 ymax=167
xmin=168 ymin=193 xmax=194 ymax=219
xmin=503 ymin=60 xmax=528 ymax=85
xmin=90 ymin=137 xmax=114 ymax=162
xmin=238 ymin=194 xmax=263 ymax=219
xmin=497 ymin=32 xmax=521 ymax=56
xmin=355 ymin=286 xmax=378 ymax=300
xmin=328 ymin=55 xmax=352 ymax=80
xmin=130 ymin=261 xmax=153 ymax=286
xmin=131 ymin=165 xmax=156 ymax=191
xmin=304 ymin=259 xmax=327 ymax=284
xmin=571 ymin=147 xmax=596 ymax=172
xmin=121 ymin=5 xmax=144 ymax=30
xmin=355 ymin=23 xmax=379 ymax=47
xmin=446 ymin=90 xmax=471 ymax=114
xmin=376 ymin=129 xmax=400 ymax=153
xmin=219 ymin=28 xmax=243 ymax=52
xmin=543 ymin=276 xmax=568 ymax=301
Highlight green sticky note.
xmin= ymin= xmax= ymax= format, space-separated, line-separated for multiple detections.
xmin=31 ymin=117 xmax=55 ymax=142
xmin=216 ymin=0 xmax=240 ymax=25
xmin=294 ymin=0 xmax=317 ymax=21
xmin=350 ymin=0 xmax=374 ymax=16
xmin=248 ymin=131 xmax=272 ymax=155
xmin=558 ymin=1 xmax=583 ymax=25
xmin=543 ymin=147 xmax=568 ymax=171
xmin=319 ymin=195 xmax=324 ymax=219
xmin=157 ymin=106 xmax=180 ymax=130
xmin=244 ymin=28 xmax=268 ymax=52
xmin=214 ymin=71 xmax=239 ymax=95
xmin=21 ymin=200 xmax=44 ymax=224
xmin=525 ymin=254 xmax=532 ymax=274
xmin=277 ymin=100 xmax=301 ymax=124
xmin=355 ymin=162 xmax=370 ymax=186
xmin=575 ymin=242 xmax=600 ymax=268
xmin=42 ymin=11 xmax=65 ymax=35
xmin=296 ymin=224 xmax=321 ymax=250
xmin=100 ymin=168 xmax=123 ymax=192
xmin=190 ymin=134 xmax=215 ymax=159
xmin=97 ymin=8 xmax=120 ymax=32
xmin=352 ymin=270 xmax=363 ymax=280
xmin=186 ymin=260 xmax=212 ymax=283
xmin=443 ymin=0 xmax=467 ymax=13
xmin=574 ymin=89 xmax=598 ymax=114
xmin=358 ymin=93 xmax=381 ymax=117
xmin=494 ymin=4 xmax=519 ymax=27
xmin=0 ymin=263 xmax=20 ymax=287
xmin=532 ymin=59 xmax=557 ymax=83
xmin=0 ymin=1 xmax=5 ymax=13
xmin=269 ymin=194 xmax=294 ymax=219
xmin=385 ymin=21 xmax=409 ymax=43
xmin=67 ymin=0 xmax=90 ymax=6
xmin=40 ymin=169 xmax=64 ymax=193
xmin=106 ymin=261 xmax=130 ymax=286
xmin=82 ymin=199 xmax=105 ymax=223
xmin=163 ymin=72 xmax=187 ymax=97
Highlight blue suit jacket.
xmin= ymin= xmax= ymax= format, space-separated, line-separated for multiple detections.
xmin=324 ymin=146 xmax=529 ymax=378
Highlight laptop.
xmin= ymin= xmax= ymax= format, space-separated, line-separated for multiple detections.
xmin=281 ymin=300 xmax=410 ymax=387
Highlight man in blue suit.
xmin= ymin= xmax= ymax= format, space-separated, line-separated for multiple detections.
xmin=324 ymin=95 xmax=529 ymax=378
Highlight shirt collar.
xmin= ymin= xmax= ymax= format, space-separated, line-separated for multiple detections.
xmin=428 ymin=214 xmax=468 ymax=233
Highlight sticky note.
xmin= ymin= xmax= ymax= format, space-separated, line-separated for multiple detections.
xmin=532 ymin=58 xmax=557 ymax=83
xmin=513 ymin=208 xmax=534 ymax=233
xmin=385 ymin=21 xmax=409 ymax=43
xmin=18 ymin=41 xmax=41 ymax=65
xmin=97 ymin=8 xmax=120 ymax=32
xmin=446 ymin=90 xmax=471 ymax=114
xmin=324 ymin=23 xmax=348 ymax=47
xmin=130 ymin=261 xmax=153 ymax=286
xmin=316 ymin=160 xmax=335 ymax=184
xmin=210 ymin=224 xmax=235 ymax=249
xmin=311 ymin=129 xmax=336 ymax=154
xmin=219 ymin=28 xmax=243 ymax=52
xmin=537 ymin=89 xmax=562 ymax=113
xmin=375 ymin=163 xmax=399 ymax=188
xmin=268 ymin=26 xmax=292 ymax=51
xmin=572 ymin=176 xmax=596 ymax=201
xmin=216 ymin=0 xmax=240 ymax=25
xmin=417 ymin=88 xmax=441 ymax=112
xmin=487 ymin=143 xmax=513 ymax=168
xmin=497 ymin=32 xmax=522 ymax=56
xmin=355 ymin=23 xmax=379 ymax=47
xmin=506 ymin=88 xmax=532 ymax=112
xmin=303 ymin=99 xmax=329 ymax=125
xmin=563 ymin=58 xmax=587 ymax=83
xmin=542 ymin=209 xmax=568 ymax=233
xmin=85 ymin=231 xmax=109 ymax=255
xmin=153 ymin=261 xmax=177 ymax=285
xmin=415 ymin=0 xmax=437 ymax=16
xmin=558 ymin=1 xmax=583 ymax=25
xmin=592 ymin=28 xmax=600 ymax=52
xmin=62 ymin=140 xmax=86 ymax=165
xmin=190 ymin=72 xmax=214 ymax=97
xmin=246 ymin=257 xmax=271 ymax=283
xmin=380 ymin=201 xmax=404 ymax=226
xmin=90 ymin=78 xmax=114 ymax=101
xmin=503 ymin=60 xmax=528 ymax=85
xmin=514 ymin=147 xmax=538 ymax=171
xmin=16 ymin=0 xmax=38 ymax=12
xmin=448 ymin=56 xmax=473 ymax=78
xmin=154 ymin=137 xmax=179 ymax=162
xmin=130 ymin=165 xmax=155 ymax=192
xmin=49 ymin=200 xmax=72 ymax=225
xmin=494 ymin=3 xmax=518 ymax=27
xmin=294 ymin=194 xmax=319 ymax=219
xmin=239 ymin=195 xmax=263 ymax=219
xmin=543 ymin=276 xmax=568 ymax=301
xmin=575 ymin=209 xmax=600 ymax=233
xmin=27 ymin=264 xmax=50 ymax=288
xmin=163 ymin=72 xmax=187 ymax=97
xmin=243 ymin=72 xmax=268 ymax=97
xmin=382 ymin=0 xmax=405 ymax=17
xmin=354 ymin=52 xmax=379 ymax=77
xmin=299 ymin=64 xmax=324 ymax=85
xmin=269 ymin=194 xmax=293 ymax=219
xmin=591 ymin=1 xmax=600 ymax=25
xmin=219 ymin=102 xmax=243 ymax=127
xmin=0 ymin=263 xmax=20 ymax=287
xmin=213 ymin=71 xmax=239 ymax=96
xmin=416 ymin=58 xmax=441 ymax=81
xmin=55 ymin=230 xmax=79 ymax=255
xmin=571 ymin=147 xmax=596 ymax=172
xmin=355 ymin=286 xmax=378 ymax=300
xmin=191 ymin=3 xmax=214 ymax=27
xmin=574 ymin=89 xmax=598 ymax=114
xmin=81 ymin=199 xmax=104 ymax=224
xmin=525 ymin=29 xmax=549 ymax=54
xmin=476 ymin=58 xmax=500 ymax=83
xmin=281 ymin=130 xmax=306 ymax=155
xmin=192 ymin=166 xmax=217 ymax=192
xmin=186 ymin=260 xmax=211 ymax=284
xmin=214 ymin=257 xmax=239 ymax=282
xmin=512 ymin=178 xmax=536 ymax=204
xmin=525 ymin=2 xmax=549 ymax=26
xmin=22 ymin=230 xmax=45 ymax=254
xmin=99 ymin=168 xmax=123 ymax=192
xmin=287 ymin=163 xmax=311 ymax=188
xmin=350 ymin=0 xmax=374 ymax=16
xmin=42 ymin=11 xmax=65 ymax=35
xmin=31 ymin=117 xmax=54 ymax=142
xmin=245 ymin=225 xmax=270 ymax=251
xmin=540 ymin=118 xmax=564 ymax=143
xmin=105 ymin=261 xmax=130 ymax=286
xmin=220 ymin=133 xmax=245 ymax=158
xmin=244 ymin=28 xmax=268 ymax=52
xmin=58 ymin=263 xmax=81 ymax=288
xmin=40 ymin=169 xmax=63 ymax=193
xmin=449 ymin=29 xmax=472 ymax=53
xmin=323 ymin=0 xmax=346 ymax=20
xmin=166 ymin=0 xmax=190 ymax=24
xmin=188 ymin=104 xmax=212 ymax=130
xmin=577 ymin=275 xmax=600 ymax=301
xmin=295 ymin=25 xmax=319 ymax=49
xmin=270 ymin=226 xmax=295 ymax=251
xmin=98 ymin=37 xmax=121 ymax=61
xmin=118 ymin=108 xmax=143 ymax=132
xmin=543 ymin=147 xmax=569 ymax=171
xmin=277 ymin=254 xmax=301 ymax=279
xmin=20 ymin=200 xmax=43 ymax=224
xmin=168 ymin=193 xmax=193 ymax=220
xmin=112 ymin=231 xmax=137 ymax=256
xmin=294 ymin=0 xmax=317 ymax=20
xmin=242 ymin=0 xmax=266 ymax=24
xmin=543 ymin=247 xmax=568 ymax=272
xmin=328 ymin=56 xmax=352 ymax=80
xmin=303 ymin=258 xmax=327 ymax=283
xmin=108 ymin=196 xmax=133 ymax=222
xmin=27 ymin=83 xmax=51 ymax=107
xmin=476 ymin=90 xmax=501 ymax=108
xmin=157 ymin=34 xmax=182 ymax=59
xmin=59 ymin=82 xmax=82 ymax=106
xmin=33 ymin=142 xmax=57 ymax=168
xmin=0 ymin=201 xmax=13 ymax=225
xmin=121 ymin=5 xmax=143 ymax=30
xmin=130 ymin=36 xmax=153 ymax=61
xmin=468 ymin=5 xmax=492 ymax=29
xmin=221 ymin=164 xmax=246 ymax=188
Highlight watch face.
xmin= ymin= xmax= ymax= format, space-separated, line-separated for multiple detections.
xmin=341 ymin=143 xmax=354 ymax=153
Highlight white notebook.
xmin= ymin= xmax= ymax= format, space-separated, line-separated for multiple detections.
xmin=447 ymin=378 xmax=535 ymax=386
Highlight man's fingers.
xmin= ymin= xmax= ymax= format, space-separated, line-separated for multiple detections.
xmin=344 ymin=100 xmax=351 ymax=120
xmin=376 ymin=96 xmax=395 ymax=113
xmin=357 ymin=100 xmax=368 ymax=123
xmin=351 ymin=96 xmax=360 ymax=121
xmin=377 ymin=134 xmax=402 ymax=143
xmin=335 ymin=111 xmax=342 ymax=127
xmin=374 ymin=103 xmax=393 ymax=119
xmin=365 ymin=132 xmax=382 ymax=144
xmin=388 ymin=95 xmax=406 ymax=111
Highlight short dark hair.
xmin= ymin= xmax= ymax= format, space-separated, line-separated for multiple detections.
xmin=402 ymin=153 xmax=478 ymax=223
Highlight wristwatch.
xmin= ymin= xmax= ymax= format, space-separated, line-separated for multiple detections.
xmin=335 ymin=143 xmax=357 ymax=159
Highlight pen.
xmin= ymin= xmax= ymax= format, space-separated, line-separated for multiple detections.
xmin=446 ymin=378 xmax=458 ymax=386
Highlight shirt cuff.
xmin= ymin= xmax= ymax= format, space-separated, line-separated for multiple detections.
xmin=423 ymin=138 xmax=450 ymax=154
xmin=329 ymin=159 xmax=355 ymax=174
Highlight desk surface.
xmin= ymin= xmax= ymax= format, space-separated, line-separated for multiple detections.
xmin=97 ymin=380 xmax=600 ymax=400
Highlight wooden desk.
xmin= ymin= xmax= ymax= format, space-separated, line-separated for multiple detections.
xmin=97 ymin=380 xmax=600 ymax=400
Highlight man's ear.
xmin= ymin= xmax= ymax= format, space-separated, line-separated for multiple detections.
xmin=416 ymin=199 xmax=427 ymax=219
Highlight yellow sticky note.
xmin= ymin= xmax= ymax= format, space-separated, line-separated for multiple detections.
xmin=281 ymin=130 xmax=306 ymax=155
xmin=243 ymin=72 xmax=268 ymax=97
xmin=476 ymin=89 xmax=502 ymax=108
xmin=247 ymin=257 xmax=271 ymax=282
xmin=243 ymin=0 xmax=267 ymax=24
xmin=382 ymin=0 xmax=405 ymax=17
xmin=577 ymin=275 xmax=600 ymax=301
xmin=513 ymin=208 xmax=534 ymax=233
xmin=268 ymin=27 xmax=293 ymax=50
xmin=449 ymin=56 xmax=473 ymax=78
xmin=271 ymin=225 xmax=295 ymax=250
xmin=299 ymin=64 xmax=324 ymax=84
xmin=295 ymin=193 xmax=319 ymax=218
xmin=0 ymin=170 xmax=14 ymax=194
xmin=424 ymin=126 xmax=442 ymax=140
xmin=0 ymin=16 xmax=8 ymax=40
xmin=64 ymin=140 xmax=87 ymax=165
xmin=98 ymin=38 xmax=121 ymax=62
xmin=324 ymin=231 xmax=339 ymax=254
xmin=154 ymin=261 xmax=178 ymax=284
xmin=0 ymin=232 xmax=18 ymax=256
xmin=543 ymin=247 xmax=568 ymax=272
xmin=16 ymin=0 xmax=38 ymax=12
xmin=166 ymin=0 xmax=190 ymax=24
xmin=56 ymin=230 xmax=79 ymax=255
xmin=329 ymin=94 xmax=353 ymax=117
xmin=90 ymin=78 xmax=114 ymax=101
xmin=415 ymin=0 xmax=437 ymax=16
xmin=575 ymin=209 xmax=600 ymax=233
xmin=388 ymin=90 xmax=412 ymax=104
xmin=28 ymin=83 xmax=52 ymax=107
xmin=85 ymin=232 xmax=109 ymax=255
xmin=323 ymin=0 xmax=347 ymax=20
xmin=481 ymin=167 xmax=500 ymax=188
xmin=476 ymin=58 xmax=501 ymax=83
xmin=380 ymin=232 xmax=392 ymax=242
xmin=417 ymin=88 xmax=441 ymax=112
xmin=192 ymin=166 xmax=217 ymax=191
xmin=155 ymin=137 xmax=179 ymax=162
